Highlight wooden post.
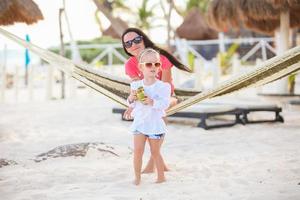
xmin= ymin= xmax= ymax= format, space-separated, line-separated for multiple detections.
xmin=261 ymin=40 xmax=267 ymax=61
xmin=59 ymin=8 xmax=66 ymax=99
xmin=172 ymin=68 xmax=180 ymax=88
xmin=175 ymin=38 xmax=188 ymax=65
xmin=256 ymin=58 xmax=263 ymax=94
xmin=108 ymin=47 xmax=113 ymax=74
xmin=1 ymin=44 xmax=7 ymax=103
xmin=295 ymin=73 xmax=300 ymax=94
xmin=213 ymin=57 xmax=221 ymax=87
xmin=260 ymin=11 xmax=290 ymax=94
xmin=28 ymin=64 xmax=34 ymax=101
xmin=232 ymin=53 xmax=240 ymax=75
xmin=69 ymin=77 xmax=77 ymax=98
xmin=218 ymin=32 xmax=225 ymax=53
xmin=46 ymin=64 xmax=53 ymax=100
xmin=63 ymin=0 xmax=82 ymax=99
xmin=14 ymin=65 xmax=19 ymax=102
xmin=194 ymin=58 xmax=203 ymax=90
xmin=273 ymin=11 xmax=290 ymax=94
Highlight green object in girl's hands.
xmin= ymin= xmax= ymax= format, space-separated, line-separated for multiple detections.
xmin=137 ymin=87 xmax=146 ymax=102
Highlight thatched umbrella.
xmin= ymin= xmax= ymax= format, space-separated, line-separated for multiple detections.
xmin=207 ymin=0 xmax=240 ymax=33
xmin=207 ymin=0 xmax=300 ymax=35
xmin=176 ymin=8 xmax=218 ymax=40
xmin=0 ymin=0 xmax=43 ymax=25
xmin=207 ymin=0 xmax=300 ymax=93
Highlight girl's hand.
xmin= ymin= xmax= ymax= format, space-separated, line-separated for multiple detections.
xmin=123 ymin=107 xmax=133 ymax=120
xmin=143 ymin=96 xmax=154 ymax=106
xmin=128 ymin=90 xmax=137 ymax=103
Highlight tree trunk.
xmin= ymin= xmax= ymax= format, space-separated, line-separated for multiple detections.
xmin=92 ymin=0 xmax=127 ymax=37
xmin=166 ymin=0 xmax=173 ymax=49
xmin=59 ymin=8 xmax=65 ymax=99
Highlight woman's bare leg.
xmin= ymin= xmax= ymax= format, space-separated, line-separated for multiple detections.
xmin=148 ymin=138 xmax=166 ymax=183
xmin=169 ymin=96 xmax=178 ymax=108
xmin=133 ymin=134 xmax=147 ymax=185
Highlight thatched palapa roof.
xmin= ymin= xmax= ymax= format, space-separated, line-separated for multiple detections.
xmin=0 ymin=0 xmax=43 ymax=25
xmin=176 ymin=8 xmax=218 ymax=40
xmin=207 ymin=0 xmax=300 ymax=35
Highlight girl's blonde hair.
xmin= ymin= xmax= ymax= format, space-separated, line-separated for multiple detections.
xmin=138 ymin=48 xmax=160 ymax=63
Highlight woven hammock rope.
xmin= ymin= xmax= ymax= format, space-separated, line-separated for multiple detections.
xmin=0 ymin=27 xmax=299 ymax=116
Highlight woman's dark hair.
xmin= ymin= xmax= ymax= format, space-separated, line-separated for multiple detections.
xmin=121 ymin=27 xmax=191 ymax=72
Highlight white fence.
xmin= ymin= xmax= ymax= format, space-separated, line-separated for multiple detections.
xmin=172 ymin=37 xmax=276 ymax=90
xmin=0 ymin=37 xmax=280 ymax=103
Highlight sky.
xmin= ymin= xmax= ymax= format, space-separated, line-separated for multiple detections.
xmin=1 ymin=0 xmax=103 ymax=50
xmin=0 ymin=0 xmax=184 ymax=50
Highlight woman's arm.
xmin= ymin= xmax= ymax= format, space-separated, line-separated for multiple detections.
xmin=130 ymin=76 xmax=140 ymax=82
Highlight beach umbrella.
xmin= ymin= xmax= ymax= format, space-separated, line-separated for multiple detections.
xmin=176 ymin=8 xmax=218 ymax=40
xmin=207 ymin=0 xmax=300 ymax=35
xmin=0 ymin=0 xmax=43 ymax=25
xmin=207 ymin=0 xmax=240 ymax=33
xmin=207 ymin=0 xmax=300 ymax=94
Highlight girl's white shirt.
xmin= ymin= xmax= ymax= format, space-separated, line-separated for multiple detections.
xmin=129 ymin=79 xmax=171 ymax=135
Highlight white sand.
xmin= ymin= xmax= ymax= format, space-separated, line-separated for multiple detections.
xmin=1 ymin=90 xmax=300 ymax=200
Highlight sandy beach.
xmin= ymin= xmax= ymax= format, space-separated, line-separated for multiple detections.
xmin=1 ymin=90 xmax=300 ymax=200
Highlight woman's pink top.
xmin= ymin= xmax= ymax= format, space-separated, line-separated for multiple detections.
xmin=125 ymin=55 xmax=174 ymax=94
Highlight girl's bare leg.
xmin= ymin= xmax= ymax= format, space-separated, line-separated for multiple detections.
xmin=133 ymin=134 xmax=147 ymax=185
xmin=142 ymin=137 xmax=169 ymax=173
xmin=148 ymin=138 xmax=166 ymax=183
xmin=141 ymin=98 xmax=176 ymax=174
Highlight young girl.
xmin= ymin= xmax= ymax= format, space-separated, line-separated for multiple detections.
xmin=127 ymin=48 xmax=171 ymax=185
xmin=122 ymin=27 xmax=191 ymax=174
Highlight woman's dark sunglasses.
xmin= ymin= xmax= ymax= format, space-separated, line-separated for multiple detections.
xmin=124 ymin=35 xmax=143 ymax=48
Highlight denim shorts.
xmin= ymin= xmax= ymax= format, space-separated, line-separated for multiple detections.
xmin=133 ymin=131 xmax=165 ymax=139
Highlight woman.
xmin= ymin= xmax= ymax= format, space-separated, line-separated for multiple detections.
xmin=122 ymin=27 xmax=191 ymax=89
xmin=122 ymin=27 xmax=191 ymax=173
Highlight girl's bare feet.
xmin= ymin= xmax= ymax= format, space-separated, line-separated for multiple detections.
xmin=164 ymin=166 xmax=170 ymax=172
xmin=133 ymin=178 xmax=141 ymax=185
xmin=155 ymin=178 xmax=166 ymax=184
xmin=142 ymin=165 xmax=170 ymax=174
xmin=141 ymin=167 xmax=154 ymax=174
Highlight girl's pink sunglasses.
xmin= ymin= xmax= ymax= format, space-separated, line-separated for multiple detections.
xmin=140 ymin=62 xmax=161 ymax=68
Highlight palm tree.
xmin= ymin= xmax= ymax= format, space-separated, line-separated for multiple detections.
xmin=92 ymin=0 xmax=128 ymax=37
xmin=136 ymin=0 xmax=157 ymax=31
xmin=160 ymin=0 xmax=175 ymax=49
xmin=186 ymin=0 xmax=210 ymax=13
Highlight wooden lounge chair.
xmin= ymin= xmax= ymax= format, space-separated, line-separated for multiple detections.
xmin=112 ymin=104 xmax=243 ymax=130
xmin=238 ymin=105 xmax=284 ymax=124
xmin=201 ymin=99 xmax=284 ymax=124
xmin=165 ymin=104 xmax=243 ymax=130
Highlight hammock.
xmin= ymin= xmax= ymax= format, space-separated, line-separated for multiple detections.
xmin=0 ymin=28 xmax=199 ymax=107
xmin=1 ymin=27 xmax=300 ymax=116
